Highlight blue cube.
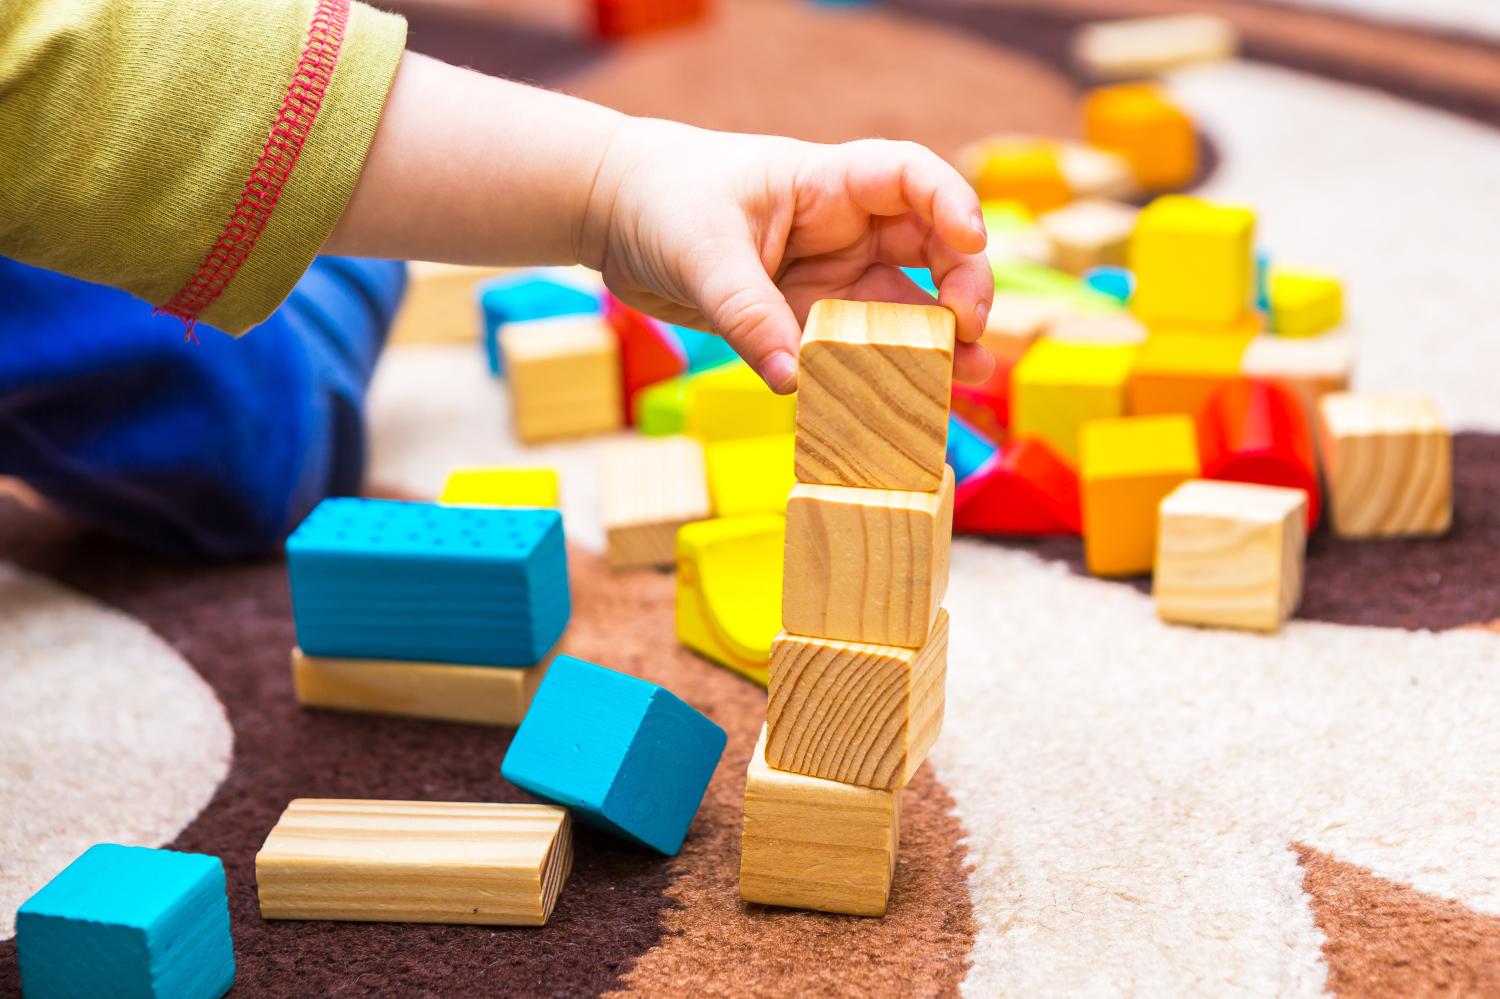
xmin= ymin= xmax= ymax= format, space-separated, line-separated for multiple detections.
xmin=1083 ymin=265 xmax=1135 ymax=304
xmin=480 ymin=273 xmax=601 ymax=376
xmin=501 ymin=656 xmax=727 ymax=855
xmin=17 ymin=844 xmax=234 ymax=999
xmin=668 ymin=325 xmax=737 ymax=374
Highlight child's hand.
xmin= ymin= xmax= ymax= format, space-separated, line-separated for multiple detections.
xmin=580 ymin=118 xmax=994 ymax=393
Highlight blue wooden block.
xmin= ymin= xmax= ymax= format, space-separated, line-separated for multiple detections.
xmin=1083 ymin=265 xmax=1134 ymax=304
xmin=900 ymin=266 xmax=939 ymax=295
xmin=501 ymin=656 xmax=727 ymax=855
xmin=668 ymin=325 xmax=738 ymax=374
xmin=17 ymin=844 xmax=234 ymax=999
xmin=480 ymin=273 xmax=600 ymax=376
xmin=1254 ymin=250 xmax=1271 ymax=313
xmin=947 ymin=413 xmax=999 ymax=485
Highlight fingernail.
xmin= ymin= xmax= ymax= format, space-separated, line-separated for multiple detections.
xmin=762 ymin=350 xmax=798 ymax=394
xmin=969 ymin=210 xmax=988 ymax=244
xmin=975 ymin=300 xmax=990 ymax=330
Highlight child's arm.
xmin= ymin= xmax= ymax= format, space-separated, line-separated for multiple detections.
xmin=325 ymin=53 xmax=993 ymax=391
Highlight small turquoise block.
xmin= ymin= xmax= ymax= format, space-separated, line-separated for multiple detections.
xmin=17 ymin=844 xmax=234 ymax=999
xmin=947 ymin=413 xmax=999 ymax=485
xmin=669 ymin=325 xmax=738 ymax=373
xmin=1254 ymin=250 xmax=1271 ymax=313
xmin=1084 ymin=266 xmax=1135 ymax=305
xmin=501 ymin=656 xmax=727 ymax=855
xmin=901 ymin=266 xmax=939 ymax=295
xmin=480 ymin=274 xmax=600 ymax=376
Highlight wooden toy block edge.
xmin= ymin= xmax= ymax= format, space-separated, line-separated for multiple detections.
xmin=602 ymin=435 xmax=712 ymax=569
xmin=1316 ymin=393 xmax=1453 ymax=538
xmin=292 ymin=648 xmax=549 ymax=726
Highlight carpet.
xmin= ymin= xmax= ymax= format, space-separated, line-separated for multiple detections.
xmin=5 ymin=1 xmax=1500 ymax=995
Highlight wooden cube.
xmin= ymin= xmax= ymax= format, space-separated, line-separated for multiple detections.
xmin=501 ymin=316 xmax=623 ymax=443
xmin=1316 ymin=393 xmax=1452 ymax=538
xmin=292 ymin=648 xmax=549 ymax=726
xmin=1155 ymin=480 xmax=1308 ymax=633
xmin=739 ymin=725 xmax=900 ymax=917
xmin=795 ymin=299 xmax=955 ymax=491
xmin=1239 ymin=332 xmax=1355 ymax=426
xmin=1075 ymin=14 xmax=1238 ymax=81
xmin=705 ymin=433 xmax=795 ymax=517
xmin=256 ymin=800 xmax=573 ymax=926
xmin=1268 ymin=268 xmax=1343 ymax=337
xmin=782 ymin=468 xmax=954 ymax=647
xmin=1085 ymin=84 xmax=1198 ymax=191
xmin=766 ymin=610 xmax=947 ymax=792
xmin=1011 ymin=339 xmax=1140 ymax=463
xmin=601 ymin=435 xmax=711 ymax=569
xmin=1039 ymin=198 xmax=1138 ymax=275
xmin=1044 ymin=311 xmax=1148 ymax=346
xmin=439 ymin=466 xmax=559 ymax=507
xmin=1129 ymin=196 xmax=1256 ymax=327
xmin=983 ymin=295 xmax=1071 ymax=362
xmin=1127 ymin=331 xmax=1253 ymax=416
xmin=1079 ymin=414 xmax=1201 ymax=576
xmin=683 ymin=362 xmax=796 ymax=442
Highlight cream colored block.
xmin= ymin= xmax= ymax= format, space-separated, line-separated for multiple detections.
xmin=1039 ymin=199 xmax=1139 ymax=275
xmin=1154 ymin=481 xmax=1308 ymax=633
xmin=782 ymin=467 xmax=954 ymax=647
xmin=501 ymin=316 xmax=622 ymax=443
xmin=766 ymin=610 xmax=947 ymax=791
xmin=390 ymin=262 xmax=509 ymax=345
xmin=601 ymin=435 xmax=710 ymax=569
xmin=1075 ymin=14 xmax=1239 ymax=80
xmin=1044 ymin=311 xmax=1148 ymax=345
xmin=1240 ymin=332 xmax=1356 ymax=424
xmin=1058 ymin=142 xmax=1140 ymax=200
xmin=1316 ymin=393 xmax=1452 ymax=538
xmin=256 ymin=799 xmax=572 ymax=926
xmin=292 ymin=649 xmax=548 ymax=726
xmin=984 ymin=295 xmax=1072 ymax=362
xmin=739 ymin=726 xmax=899 ymax=917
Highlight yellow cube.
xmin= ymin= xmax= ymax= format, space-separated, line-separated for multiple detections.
xmin=1268 ymin=268 xmax=1343 ymax=337
xmin=1079 ymin=415 xmax=1201 ymax=576
xmin=704 ymin=434 xmax=795 ymax=517
xmin=1010 ymin=340 xmax=1140 ymax=464
xmin=1127 ymin=331 xmax=1253 ymax=416
xmin=683 ymin=363 xmax=796 ymax=443
xmin=1084 ymin=84 xmax=1198 ymax=191
xmin=972 ymin=142 xmax=1072 ymax=215
xmin=1129 ymin=196 xmax=1256 ymax=327
xmin=439 ymin=467 xmax=559 ymax=507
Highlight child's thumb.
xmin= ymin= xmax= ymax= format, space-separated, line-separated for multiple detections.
xmin=686 ymin=238 xmax=801 ymax=394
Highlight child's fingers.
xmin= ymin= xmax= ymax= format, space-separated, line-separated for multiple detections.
xmin=836 ymin=140 xmax=987 ymax=257
xmin=851 ymin=266 xmax=995 ymax=382
xmin=954 ymin=341 xmax=996 ymax=386
xmin=686 ymin=235 xmax=802 ymax=393
xmin=866 ymin=214 xmax=995 ymax=344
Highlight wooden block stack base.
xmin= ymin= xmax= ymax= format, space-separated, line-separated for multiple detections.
xmin=292 ymin=649 xmax=548 ymax=726
xmin=255 ymin=799 xmax=572 ymax=926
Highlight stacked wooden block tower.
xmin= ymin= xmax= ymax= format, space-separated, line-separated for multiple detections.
xmin=739 ymin=300 xmax=955 ymax=917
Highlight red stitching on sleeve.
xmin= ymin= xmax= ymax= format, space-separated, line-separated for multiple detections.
xmin=157 ymin=0 xmax=351 ymax=338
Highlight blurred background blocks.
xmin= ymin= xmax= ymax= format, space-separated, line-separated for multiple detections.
xmin=1080 ymin=414 xmax=1201 ymax=576
xmin=500 ymin=315 xmax=622 ymax=443
xmin=601 ymin=435 xmax=711 ymax=570
xmin=1130 ymin=196 xmax=1256 ymax=327
xmin=1012 ymin=340 xmax=1140 ymax=463
xmin=1074 ymin=13 xmax=1238 ymax=81
xmin=439 ymin=466 xmax=559 ymax=507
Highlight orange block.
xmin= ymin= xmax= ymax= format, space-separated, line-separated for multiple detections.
xmin=1084 ymin=84 xmax=1197 ymax=191
xmin=1128 ymin=331 xmax=1253 ymax=416
xmin=1079 ymin=415 xmax=1201 ymax=576
xmin=973 ymin=143 xmax=1072 ymax=215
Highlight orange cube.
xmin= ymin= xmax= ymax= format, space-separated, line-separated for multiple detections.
xmin=1084 ymin=84 xmax=1197 ymax=191
xmin=973 ymin=143 xmax=1072 ymax=215
xmin=1128 ymin=331 xmax=1254 ymax=416
xmin=1079 ymin=415 xmax=1201 ymax=576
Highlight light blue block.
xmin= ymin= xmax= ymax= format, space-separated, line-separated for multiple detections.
xmin=17 ymin=844 xmax=234 ymax=999
xmin=287 ymin=498 xmax=570 ymax=666
xmin=901 ymin=266 xmax=939 ymax=295
xmin=501 ymin=656 xmax=727 ymax=855
xmin=947 ymin=413 xmax=999 ymax=485
xmin=668 ymin=325 xmax=737 ymax=373
xmin=1254 ymin=250 xmax=1271 ymax=313
xmin=1083 ymin=266 xmax=1134 ymax=305
xmin=480 ymin=274 xmax=600 ymax=376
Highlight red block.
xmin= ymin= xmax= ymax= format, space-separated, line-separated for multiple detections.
xmin=594 ymin=0 xmax=707 ymax=38
xmin=954 ymin=438 xmax=1082 ymax=536
xmin=604 ymin=294 xmax=687 ymax=426
xmin=1197 ymin=378 xmax=1321 ymax=529
xmin=951 ymin=355 xmax=1014 ymax=445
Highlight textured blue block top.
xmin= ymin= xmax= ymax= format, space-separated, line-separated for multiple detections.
xmin=17 ymin=844 xmax=234 ymax=999
xmin=288 ymin=496 xmax=562 ymax=564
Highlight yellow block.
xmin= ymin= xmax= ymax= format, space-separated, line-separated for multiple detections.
xmin=675 ymin=514 xmax=785 ymax=686
xmin=1268 ymin=268 xmax=1343 ymax=337
xmin=1129 ymin=195 xmax=1256 ymax=327
xmin=1127 ymin=331 xmax=1253 ymax=416
xmin=683 ymin=363 xmax=797 ymax=443
xmin=972 ymin=142 xmax=1072 ymax=215
xmin=1079 ymin=414 xmax=1201 ymax=576
xmin=439 ymin=467 xmax=559 ymax=507
xmin=1084 ymin=84 xmax=1197 ymax=191
xmin=1010 ymin=339 xmax=1140 ymax=464
xmin=704 ymin=433 xmax=795 ymax=517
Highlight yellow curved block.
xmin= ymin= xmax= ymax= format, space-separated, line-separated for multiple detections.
xmin=675 ymin=515 xmax=785 ymax=686
xmin=439 ymin=467 xmax=559 ymax=507
xmin=704 ymin=434 xmax=795 ymax=517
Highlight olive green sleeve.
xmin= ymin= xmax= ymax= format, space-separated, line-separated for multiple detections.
xmin=0 ymin=0 xmax=406 ymax=334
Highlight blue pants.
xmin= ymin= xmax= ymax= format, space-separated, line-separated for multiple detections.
xmin=0 ymin=257 xmax=406 ymax=559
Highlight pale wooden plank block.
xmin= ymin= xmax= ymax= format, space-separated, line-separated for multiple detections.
xmin=1075 ymin=14 xmax=1238 ymax=81
xmin=601 ymin=435 xmax=711 ymax=569
xmin=1316 ymin=393 xmax=1452 ymax=538
xmin=292 ymin=648 xmax=548 ymax=726
xmin=739 ymin=726 xmax=899 ymax=917
xmin=766 ymin=610 xmax=947 ymax=791
xmin=255 ymin=799 xmax=572 ymax=926
xmin=501 ymin=315 xmax=622 ymax=443
xmin=1038 ymin=198 xmax=1138 ymax=276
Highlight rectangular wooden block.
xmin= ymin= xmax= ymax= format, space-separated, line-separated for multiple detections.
xmin=1127 ymin=331 xmax=1253 ymax=416
xmin=501 ymin=315 xmax=623 ymax=443
xmin=255 ymin=799 xmax=572 ymax=926
xmin=782 ymin=467 xmax=954 ymax=647
xmin=1316 ymin=393 xmax=1451 ymax=538
xmin=1079 ymin=414 xmax=1201 ymax=576
xmin=1039 ymin=198 xmax=1138 ymax=275
xmin=1075 ymin=13 xmax=1238 ymax=80
xmin=1129 ymin=196 xmax=1256 ymax=327
xmin=439 ymin=466 xmax=559 ymax=507
xmin=739 ymin=726 xmax=900 ymax=917
xmin=766 ymin=610 xmax=947 ymax=791
xmin=1154 ymin=480 xmax=1308 ymax=633
xmin=292 ymin=648 xmax=548 ymax=726
xmin=601 ymin=435 xmax=711 ymax=569
xmin=1011 ymin=339 xmax=1140 ymax=463
xmin=1240 ymin=332 xmax=1355 ymax=425
xmin=983 ymin=295 xmax=1071 ymax=363
xmin=795 ymin=299 xmax=955 ymax=491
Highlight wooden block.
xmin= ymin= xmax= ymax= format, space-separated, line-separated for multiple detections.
xmin=1011 ymin=339 xmax=1140 ymax=463
xmin=954 ymin=437 xmax=1082 ymax=536
xmin=439 ymin=466 xmax=559 ymax=507
xmin=980 ymin=198 xmax=1055 ymax=266
xmin=1268 ymin=268 xmax=1343 ymax=337
xmin=1240 ymin=331 xmax=1355 ymax=423
xmin=782 ymin=467 xmax=954 ymax=647
xmin=1316 ymin=393 xmax=1452 ymax=538
xmin=1075 ymin=14 xmax=1238 ymax=81
xmin=683 ymin=362 xmax=796 ymax=442
xmin=390 ymin=262 xmax=508 ymax=346
xmin=480 ymin=270 xmax=601 ymax=375
xmin=766 ymin=611 xmax=946 ymax=792
xmin=675 ymin=514 xmax=785 ymax=686
xmin=292 ymin=648 xmax=548 ymax=726
xmin=255 ymin=799 xmax=572 ymax=926
xmin=1057 ymin=142 xmax=1140 ymax=200
xmin=739 ymin=725 xmax=899 ymax=917
xmin=1084 ymin=84 xmax=1197 ymax=191
xmin=983 ymin=294 xmax=1070 ymax=362
xmin=601 ymin=435 xmax=711 ymax=569
xmin=1155 ymin=480 xmax=1307 ymax=633
xmin=1039 ymin=199 xmax=1138 ymax=275
xmin=1045 ymin=311 xmax=1149 ymax=345
xmin=795 ymin=299 xmax=955 ymax=491
xmin=501 ymin=315 xmax=623 ymax=443
xmin=501 ymin=656 xmax=726 ymax=855
xmin=1127 ymin=330 xmax=1253 ymax=416
xmin=1198 ymin=379 xmax=1321 ymax=529
xmin=705 ymin=433 xmax=795 ymax=517
xmin=1079 ymin=414 xmax=1201 ymax=576
xmin=17 ymin=845 xmax=234 ymax=999
xmin=1129 ymin=196 xmax=1256 ymax=326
